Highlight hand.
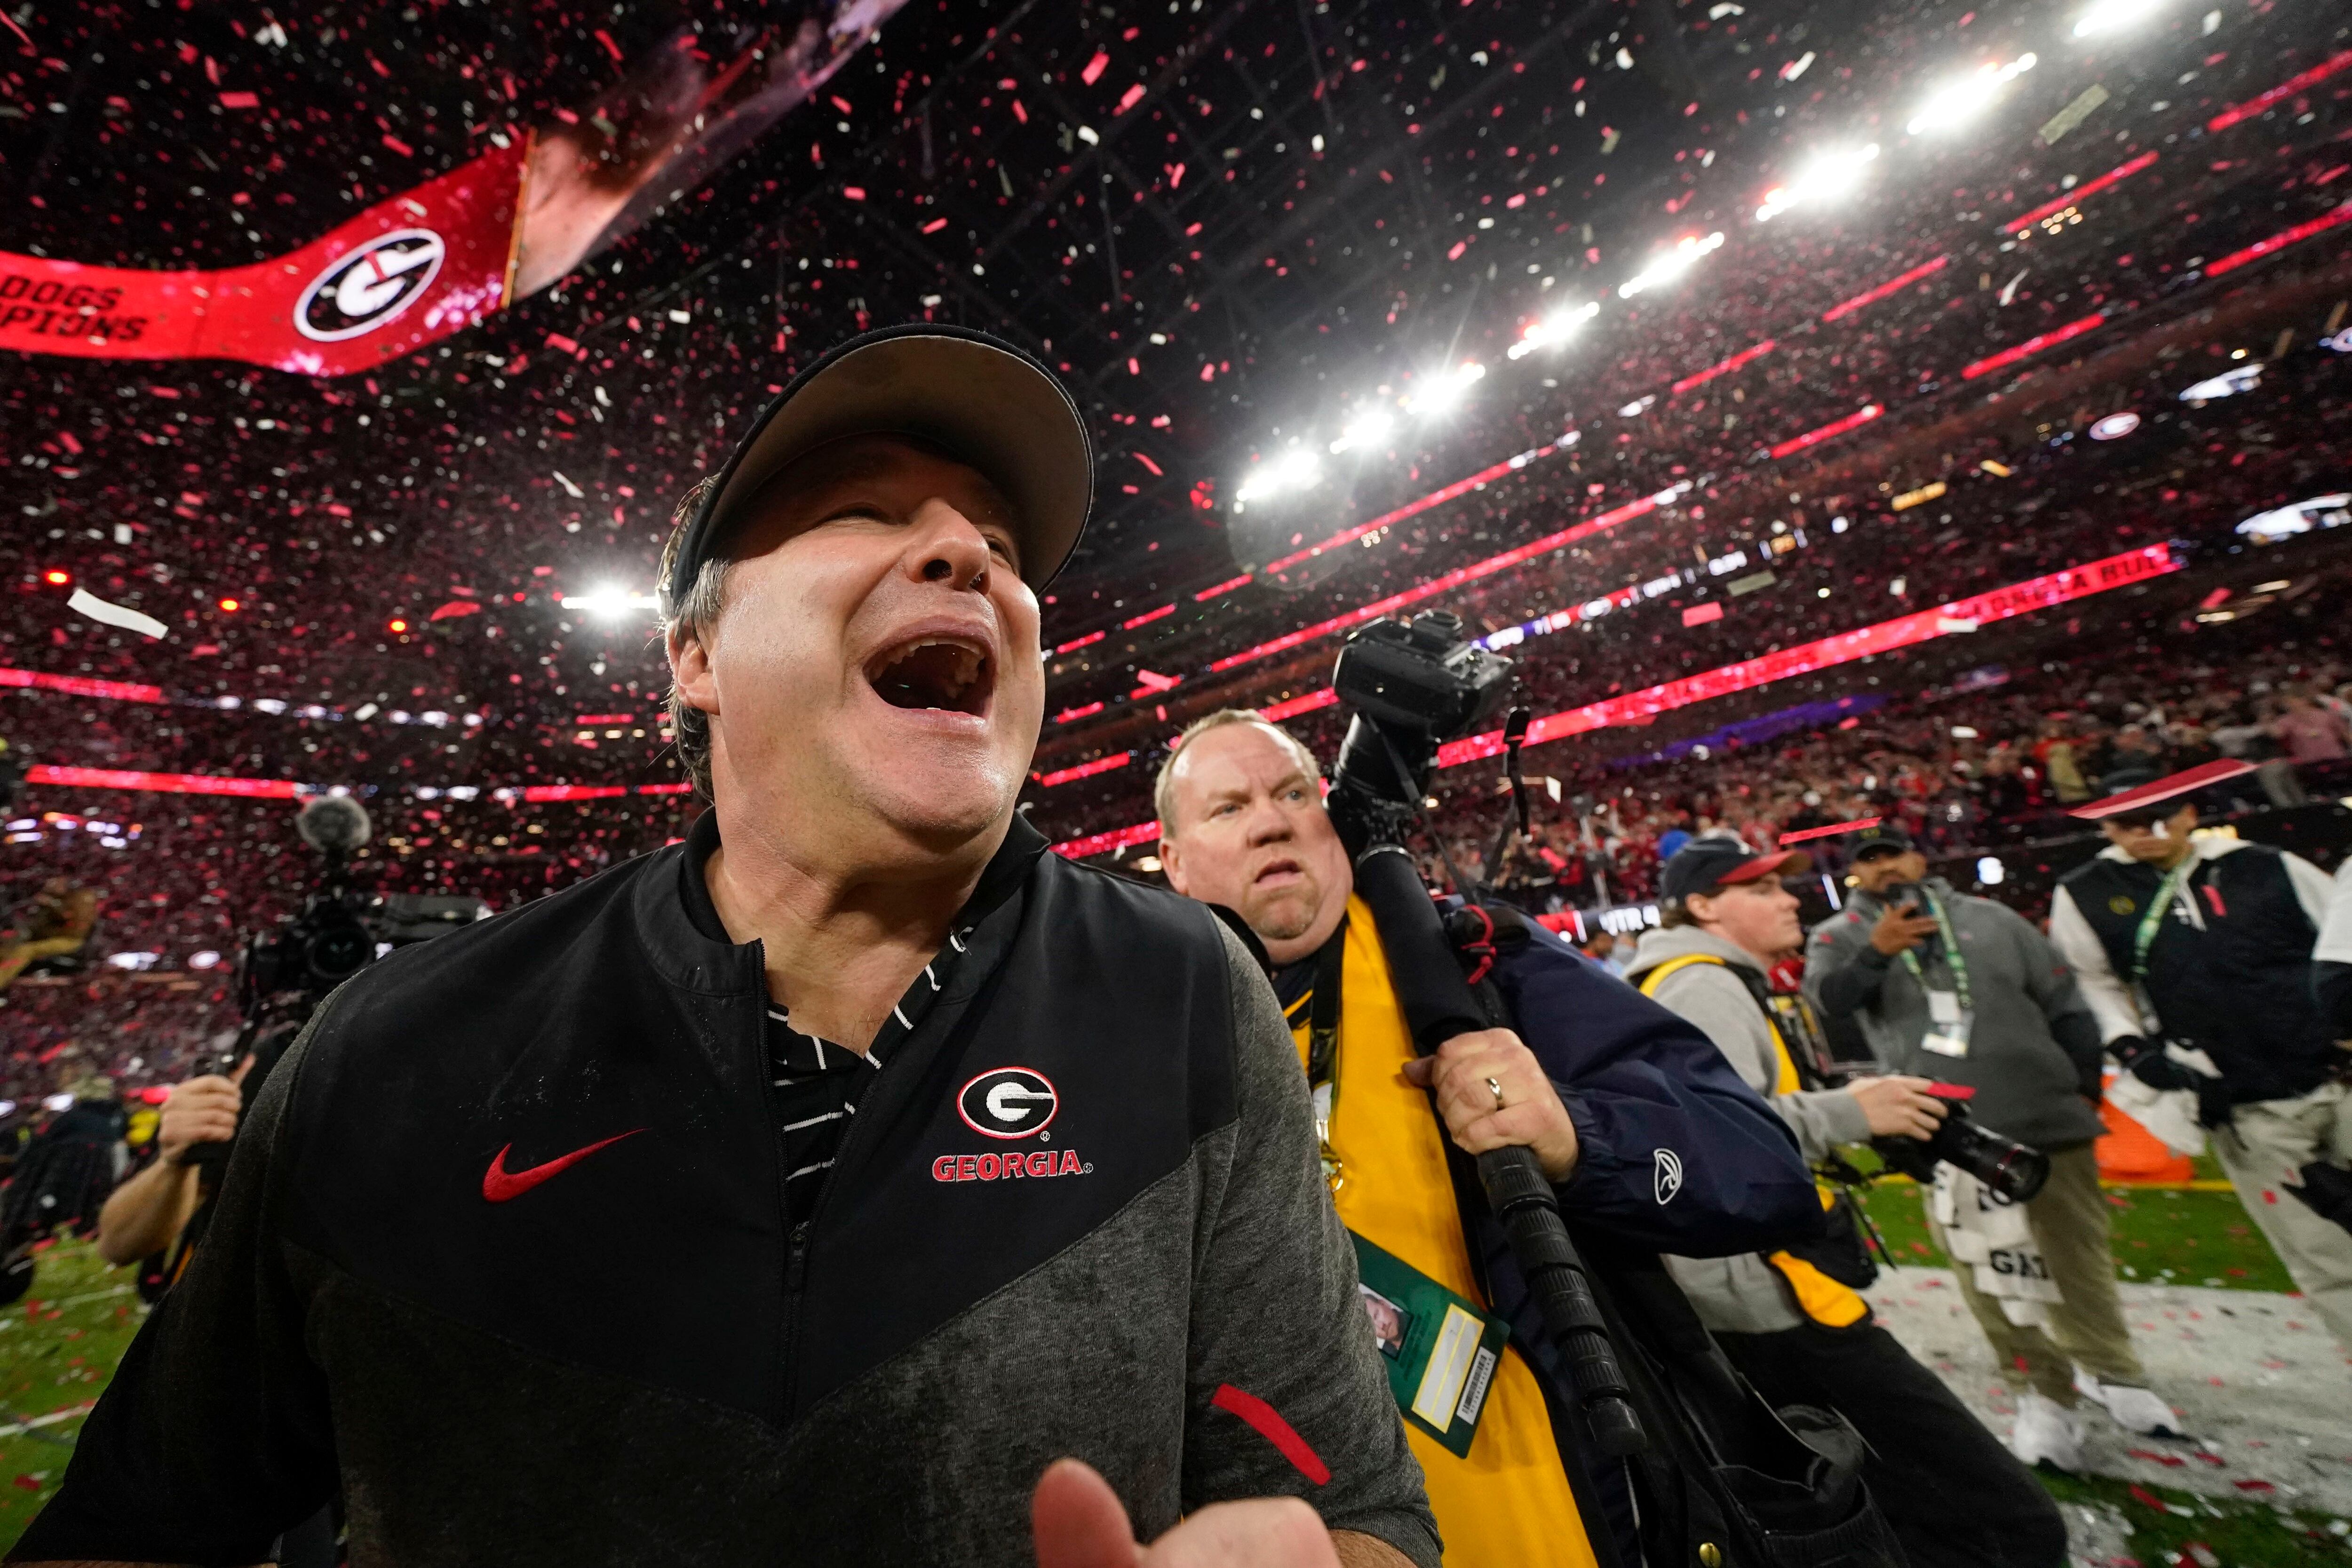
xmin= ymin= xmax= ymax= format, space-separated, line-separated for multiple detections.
xmin=1868 ymin=902 xmax=1941 ymax=956
xmin=1033 ymin=1457 xmax=1340 ymax=1568
xmin=1401 ymin=1027 xmax=1581 ymax=1182
xmin=1845 ymin=1075 xmax=1949 ymax=1141
xmin=156 ymin=1075 xmax=242 ymax=1164
xmin=2109 ymin=1035 xmax=2194 ymax=1092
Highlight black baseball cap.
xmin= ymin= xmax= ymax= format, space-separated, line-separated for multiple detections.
xmin=663 ymin=325 xmax=1094 ymax=606
xmin=1846 ymin=822 xmax=1915 ymax=860
xmin=1660 ymin=839 xmax=1812 ymax=902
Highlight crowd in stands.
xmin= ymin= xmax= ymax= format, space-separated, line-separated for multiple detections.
xmin=1031 ymin=13 xmax=2352 ymax=730
xmin=1432 ymin=646 xmax=2352 ymax=913
xmin=1023 ymin=327 xmax=2352 ymax=847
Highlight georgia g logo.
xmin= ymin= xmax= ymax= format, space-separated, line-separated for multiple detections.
xmin=296 ymin=229 xmax=446 ymax=342
xmin=957 ymin=1067 xmax=1059 ymax=1140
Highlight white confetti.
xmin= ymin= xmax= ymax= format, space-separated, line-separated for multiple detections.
xmin=68 ymin=588 xmax=169 ymax=640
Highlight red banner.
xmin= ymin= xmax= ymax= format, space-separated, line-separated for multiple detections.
xmin=0 ymin=136 xmax=527 ymax=378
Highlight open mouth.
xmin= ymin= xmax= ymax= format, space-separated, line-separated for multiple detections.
xmin=1254 ymin=858 xmax=1303 ymax=886
xmin=866 ymin=636 xmax=993 ymax=716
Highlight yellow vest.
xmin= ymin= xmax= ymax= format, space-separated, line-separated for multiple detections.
xmin=1294 ymin=897 xmax=1599 ymax=1568
xmin=1635 ymin=954 xmax=1868 ymax=1329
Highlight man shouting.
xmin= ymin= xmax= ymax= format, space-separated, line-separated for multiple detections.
xmin=15 ymin=327 xmax=1436 ymax=1568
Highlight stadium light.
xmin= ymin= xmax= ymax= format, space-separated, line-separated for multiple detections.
xmin=1328 ymin=408 xmax=1396 ymax=454
xmin=1233 ymin=447 xmax=1323 ymax=508
xmin=2234 ymin=493 xmax=2349 ymax=543
xmin=1618 ymin=232 xmax=1725 ymax=298
xmin=1906 ymin=54 xmax=2037 ymax=135
xmin=2177 ymin=364 xmax=2263 ymax=403
xmin=1755 ymin=144 xmax=1880 ymax=222
xmin=1506 ymin=299 xmax=1600 ymax=358
xmin=2074 ymin=0 xmax=2162 ymax=36
xmin=560 ymin=586 xmax=660 ymax=616
xmin=1407 ymin=360 xmax=1487 ymax=416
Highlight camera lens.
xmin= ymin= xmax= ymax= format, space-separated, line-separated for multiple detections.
xmin=305 ymin=923 xmax=372 ymax=984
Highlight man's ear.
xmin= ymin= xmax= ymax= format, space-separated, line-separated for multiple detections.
xmin=667 ymin=621 xmax=718 ymax=717
xmin=1158 ymin=835 xmax=1190 ymax=895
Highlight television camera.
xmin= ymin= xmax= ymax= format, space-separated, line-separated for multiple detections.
xmin=196 ymin=795 xmax=488 ymax=1163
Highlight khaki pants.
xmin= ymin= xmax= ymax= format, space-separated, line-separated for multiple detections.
xmin=1923 ymin=1143 xmax=2145 ymax=1406
xmin=2210 ymin=1080 xmax=2352 ymax=1352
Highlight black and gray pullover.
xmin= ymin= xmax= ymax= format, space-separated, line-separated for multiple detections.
xmin=15 ymin=811 xmax=1438 ymax=1567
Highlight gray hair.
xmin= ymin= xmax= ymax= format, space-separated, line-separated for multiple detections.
xmin=1152 ymin=708 xmax=1323 ymax=834
xmin=658 ymin=478 xmax=725 ymax=798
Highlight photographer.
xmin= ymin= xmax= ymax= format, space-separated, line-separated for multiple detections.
xmin=14 ymin=327 xmax=1436 ymax=1568
xmin=2049 ymin=762 xmax=2352 ymax=1355
xmin=1627 ymin=840 xmax=2066 ymax=1568
xmin=1157 ymin=711 xmax=1827 ymax=1568
xmin=1804 ymin=824 xmax=2175 ymax=1464
xmin=91 ymin=1057 xmax=249 ymax=1271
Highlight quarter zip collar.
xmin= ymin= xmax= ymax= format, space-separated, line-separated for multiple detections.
xmin=632 ymin=804 xmax=1051 ymax=996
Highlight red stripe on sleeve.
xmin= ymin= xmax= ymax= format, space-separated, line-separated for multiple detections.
xmin=1210 ymin=1384 xmax=1332 ymax=1486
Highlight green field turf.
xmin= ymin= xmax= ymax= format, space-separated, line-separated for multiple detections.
xmin=1851 ymin=1174 xmax=2302 ymax=1295
xmin=2044 ymin=1471 xmax=2352 ymax=1567
xmin=0 ymin=1238 xmax=142 ymax=1545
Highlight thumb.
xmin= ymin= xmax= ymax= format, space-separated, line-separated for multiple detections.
xmin=1400 ymin=1056 xmax=1435 ymax=1088
xmin=1033 ymin=1458 xmax=1140 ymax=1568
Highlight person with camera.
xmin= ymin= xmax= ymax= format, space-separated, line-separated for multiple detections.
xmin=2048 ymin=761 xmax=2352 ymax=1354
xmin=1626 ymin=838 xmax=2068 ymax=1568
xmin=1156 ymin=711 xmax=1832 ymax=1568
xmin=1802 ymin=822 xmax=2174 ymax=1465
xmin=14 ymin=327 xmax=1439 ymax=1568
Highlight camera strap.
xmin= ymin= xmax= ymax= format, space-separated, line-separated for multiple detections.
xmin=1305 ymin=924 xmax=1347 ymax=1091
xmin=1892 ymin=889 xmax=1971 ymax=1014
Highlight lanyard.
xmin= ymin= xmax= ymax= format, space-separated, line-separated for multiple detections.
xmin=1304 ymin=923 xmax=1347 ymax=1088
xmin=1894 ymin=887 xmax=1970 ymax=1012
xmin=2131 ymin=855 xmax=2199 ymax=983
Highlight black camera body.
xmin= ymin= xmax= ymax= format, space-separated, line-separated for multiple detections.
xmin=1326 ymin=611 xmax=1513 ymax=851
xmin=240 ymin=893 xmax=377 ymax=1001
xmin=1873 ymin=1096 xmax=2050 ymax=1204
xmin=195 ymin=800 xmax=489 ymax=1170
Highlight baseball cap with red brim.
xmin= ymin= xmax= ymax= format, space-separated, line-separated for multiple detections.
xmin=1660 ymin=839 xmax=1814 ymax=902
xmin=2068 ymin=757 xmax=2257 ymax=821
xmin=663 ymin=324 xmax=1094 ymax=606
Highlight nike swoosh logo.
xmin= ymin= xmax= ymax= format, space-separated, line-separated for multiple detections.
xmin=482 ymin=1129 xmax=645 ymax=1203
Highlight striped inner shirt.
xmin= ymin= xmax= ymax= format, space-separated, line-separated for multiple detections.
xmin=768 ymin=1007 xmax=885 ymax=1226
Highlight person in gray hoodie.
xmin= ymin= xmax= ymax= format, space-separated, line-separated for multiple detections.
xmin=1804 ymin=822 xmax=2178 ymax=1469
xmin=1629 ymin=837 xmax=2066 ymax=1568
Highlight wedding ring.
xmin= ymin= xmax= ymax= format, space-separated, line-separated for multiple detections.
xmin=1486 ymin=1075 xmax=1506 ymax=1112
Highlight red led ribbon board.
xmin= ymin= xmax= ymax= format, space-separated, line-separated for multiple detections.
xmin=25 ymin=766 xmax=302 ymax=800
xmin=0 ymin=137 xmax=527 ymax=376
xmin=1051 ymin=543 xmax=2181 ymax=858
xmin=0 ymin=668 xmax=166 ymax=704
xmin=1438 ymin=544 xmax=2179 ymax=766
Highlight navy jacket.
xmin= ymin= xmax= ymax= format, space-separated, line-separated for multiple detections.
xmin=1447 ymin=912 xmax=1822 ymax=1568
xmin=1498 ymin=915 xmax=1820 ymax=1258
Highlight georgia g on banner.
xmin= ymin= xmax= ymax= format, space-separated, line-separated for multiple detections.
xmin=0 ymin=0 xmax=908 ymax=380
xmin=0 ymin=136 xmax=529 ymax=380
